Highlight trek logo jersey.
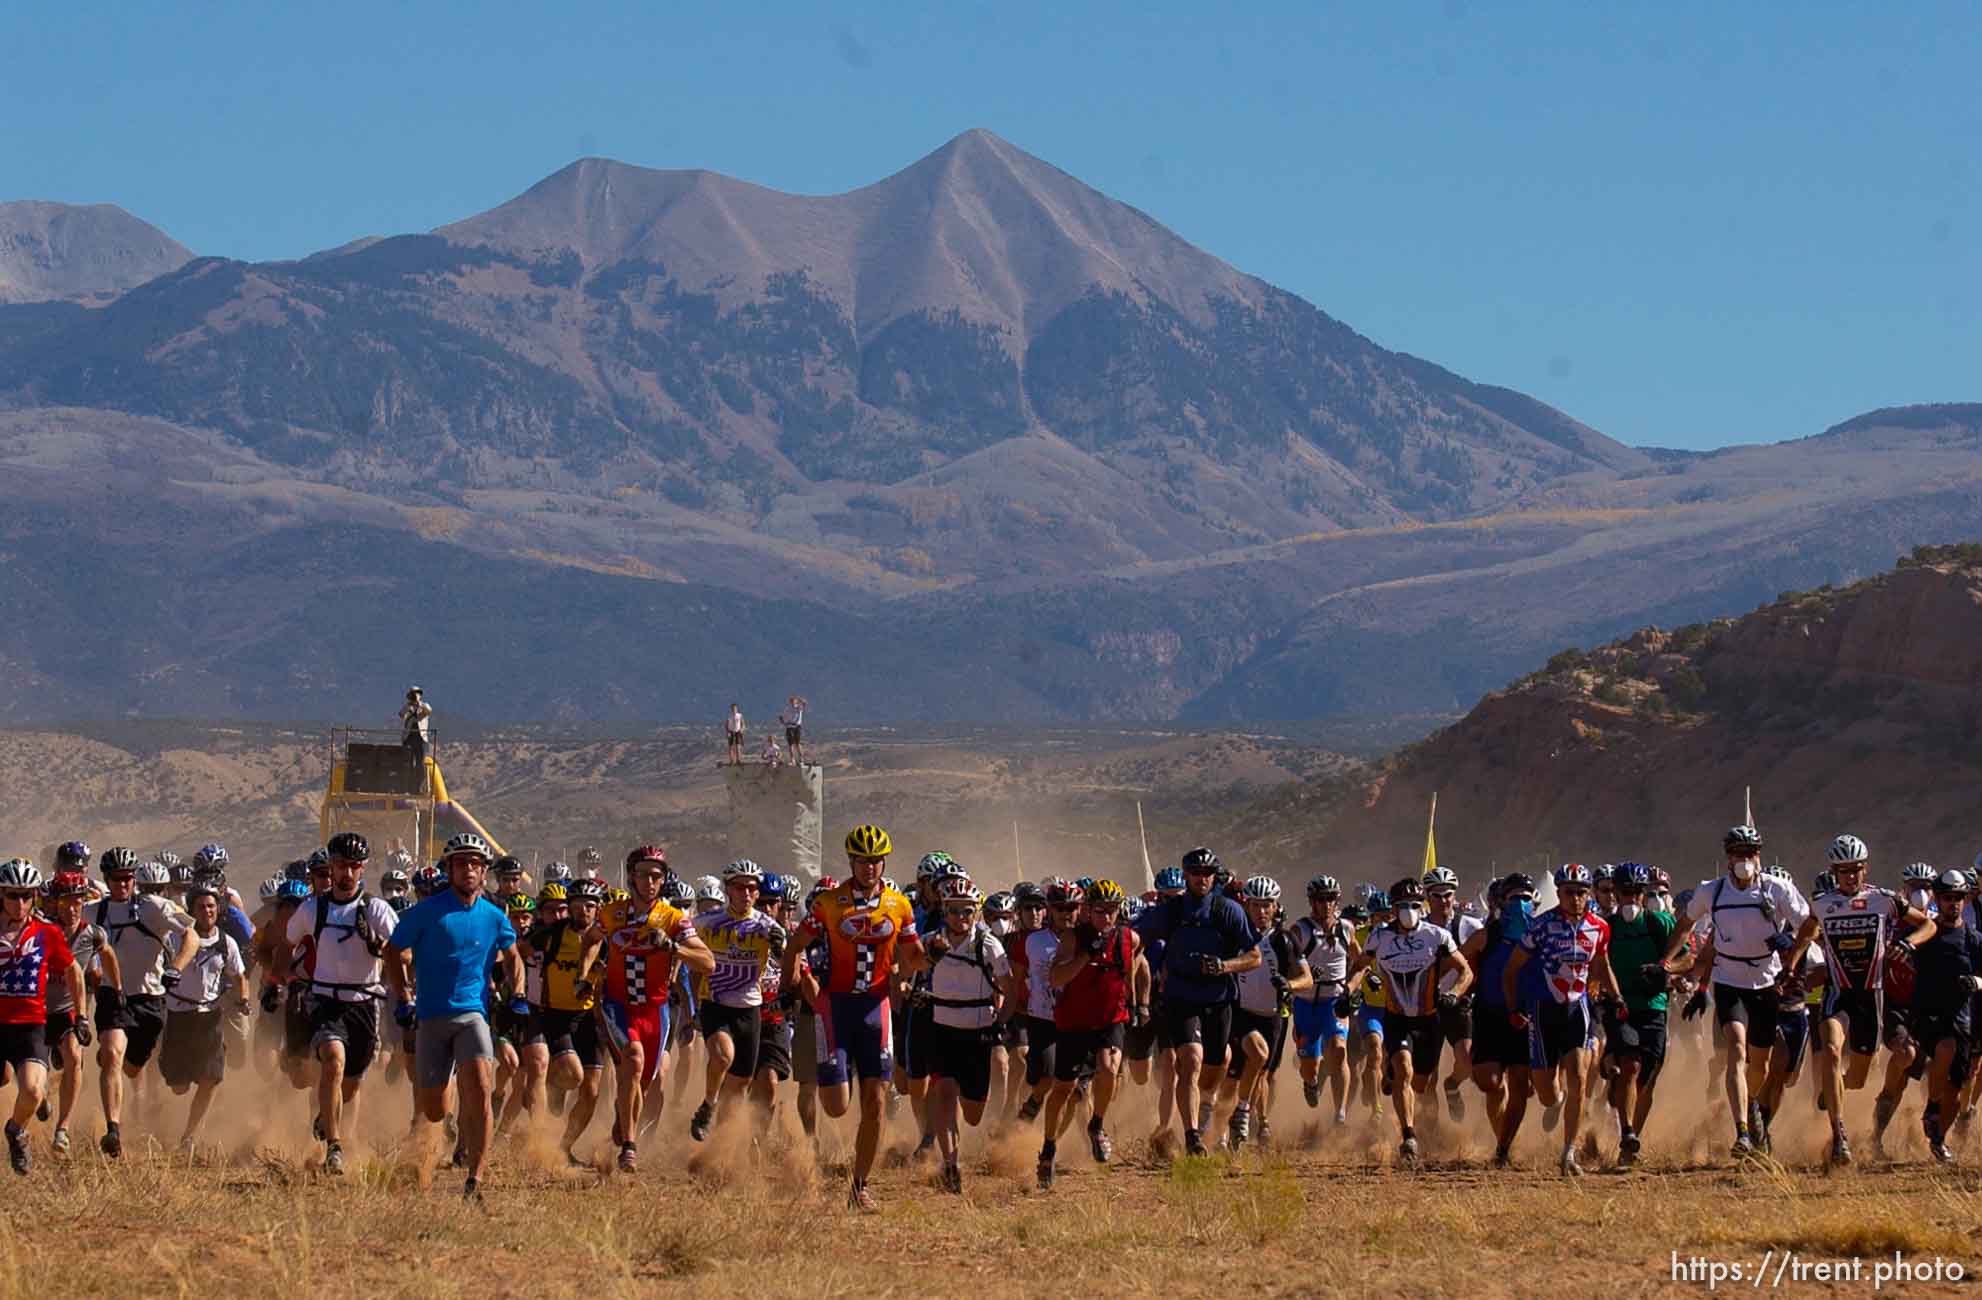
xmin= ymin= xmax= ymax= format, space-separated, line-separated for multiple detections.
xmin=1811 ymin=887 xmax=1902 ymax=992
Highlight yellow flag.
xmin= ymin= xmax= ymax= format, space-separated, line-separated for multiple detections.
xmin=1422 ymin=792 xmax=1439 ymax=876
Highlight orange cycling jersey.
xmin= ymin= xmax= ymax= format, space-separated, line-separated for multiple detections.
xmin=599 ymin=897 xmax=695 ymax=1007
xmin=798 ymin=884 xmax=919 ymax=996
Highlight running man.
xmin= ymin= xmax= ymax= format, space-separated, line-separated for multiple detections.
xmin=1351 ymin=876 xmax=1469 ymax=1165
xmin=513 ymin=876 xmax=608 ymax=1163
xmin=1462 ymin=872 xmax=1538 ymax=1165
xmin=158 ymin=881 xmax=249 ymax=1149
xmin=1290 ymin=874 xmax=1360 ymax=1123
xmin=1 ymin=859 xmax=84 ymax=1174
xmin=41 ymin=868 xmax=113 ymax=1156
xmin=1908 ymin=869 xmax=1982 ymax=1163
xmin=91 ymin=846 xmax=195 ymax=1158
xmin=922 ymin=876 xmax=1008 ymax=1193
xmin=1423 ymin=866 xmax=1481 ymax=1121
xmin=782 ymin=823 xmax=924 ymax=1211
xmin=688 ymin=859 xmax=786 ymax=1141
xmin=384 ymin=833 xmax=523 ymax=1200
xmin=1598 ymin=863 xmax=1678 ymax=1164
xmin=285 ymin=831 xmax=400 ymax=1174
xmin=1221 ymin=876 xmax=1308 ymax=1148
xmin=1040 ymin=879 xmax=1145 ymax=1186
xmin=1503 ymin=864 xmax=1618 ymax=1175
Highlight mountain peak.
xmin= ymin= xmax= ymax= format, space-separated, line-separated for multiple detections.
xmin=0 ymin=200 xmax=193 ymax=304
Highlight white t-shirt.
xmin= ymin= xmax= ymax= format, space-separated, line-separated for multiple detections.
xmin=929 ymin=923 xmax=1011 ymax=1030
xmin=401 ymin=699 xmax=432 ymax=740
xmin=1684 ymin=873 xmax=1811 ymax=990
xmin=1024 ymin=927 xmax=1060 ymax=1019
xmin=1365 ymin=921 xmax=1458 ymax=1016
xmin=287 ymin=892 xmax=401 ymax=1001
xmin=166 ymin=929 xmax=245 ymax=1012
xmin=97 ymin=894 xmax=194 ymax=996
xmin=727 ymin=708 xmax=744 ymax=735
xmin=1438 ymin=912 xmax=1483 ymax=993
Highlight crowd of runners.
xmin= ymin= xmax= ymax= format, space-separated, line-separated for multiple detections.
xmin=2 ymin=821 xmax=1980 ymax=1206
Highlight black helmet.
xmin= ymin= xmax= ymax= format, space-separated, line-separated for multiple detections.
xmin=1012 ymin=881 xmax=1047 ymax=906
xmin=1724 ymin=825 xmax=1763 ymax=854
xmin=283 ymin=858 xmax=313 ymax=883
xmin=1499 ymin=871 xmax=1537 ymax=897
xmin=1181 ymin=847 xmax=1220 ymax=873
xmin=1390 ymin=876 xmax=1426 ymax=904
xmin=101 ymin=847 xmax=139 ymax=875
xmin=494 ymin=855 xmax=525 ymax=877
xmin=327 ymin=831 xmax=370 ymax=863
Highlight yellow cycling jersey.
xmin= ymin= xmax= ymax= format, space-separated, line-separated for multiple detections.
xmin=1354 ymin=923 xmax=1387 ymax=1009
xmin=531 ymin=919 xmax=595 ymax=1012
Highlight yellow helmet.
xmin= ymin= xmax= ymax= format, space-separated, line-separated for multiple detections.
xmin=844 ymin=824 xmax=893 ymax=860
xmin=1088 ymin=879 xmax=1127 ymax=904
xmin=537 ymin=882 xmax=568 ymax=903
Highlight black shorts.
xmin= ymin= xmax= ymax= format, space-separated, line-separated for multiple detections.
xmin=309 ymin=996 xmax=381 ymax=1078
xmin=1472 ymin=1005 xmax=1529 ymax=1071
xmin=1226 ymin=1009 xmax=1288 ymax=1078
xmin=1438 ymin=1000 xmax=1474 ymax=1047
xmin=1164 ymin=1001 xmax=1235 ymax=1068
xmin=793 ymin=1010 xmax=819 ymax=1086
xmin=1023 ymin=1015 xmax=1059 ymax=1085
xmin=532 ymin=1008 xmax=602 ymax=1071
xmin=1054 ymin=1022 xmax=1126 ymax=1082
xmin=100 ymin=993 xmax=168 ymax=1069
xmin=159 ymin=1010 xmax=225 ymax=1088
xmin=930 ymin=1022 xmax=996 ymax=1102
xmin=756 ymin=1017 xmax=792 ymax=1080
xmin=904 ymin=1002 xmax=938 ymax=1081
xmin=785 ymin=725 xmax=802 ymax=747
xmin=698 ymin=1002 xmax=762 ymax=1079
xmin=1820 ymin=986 xmax=1884 ymax=1058
xmin=1602 ymin=1005 xmax=1669 ymax=1086
xmin=1915 ymin=1013 xmax=1976 ymax=1089
xmin=43 ymin=1009 xmax=80 ymax=1065
xmin=0 ymin=1022 xmax=48 ymax=1073
xmin=1712 ymin=983 xmax=1779 ymax=1042
xmin=492 ymin=1002 xmax=530 ymax=1049
xmin=726 ymin=729 xmax=743 ymax=746
xmin=1775 ymin=1006 xmax=1811 ymax=1074
xmin=1001 ymin=1017 xmax=1027 ymax=1052
xmin=1530 ymin=999 xmax=1594 ymax=1071
xmin=1382 ymin=1010 xmax=1444 ymax=1080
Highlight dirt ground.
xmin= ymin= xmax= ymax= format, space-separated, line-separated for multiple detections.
xmin=15 ymin=1024 xmax=1982 ymax=1299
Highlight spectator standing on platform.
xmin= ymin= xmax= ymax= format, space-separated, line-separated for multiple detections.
xmin=725 ymin=703 xmax=745 ymax=766
xmin=782 ymin=695 xmax=808 ymax=766
xmin=762 ymin=734 xmax=782 ymax=768
xmin=399 ymin=688 xmax=433 ymax=767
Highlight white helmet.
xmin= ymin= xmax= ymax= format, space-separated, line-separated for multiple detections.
xmin=722 ymin=859 xmax=764 ymax=883
xmin=1242 ymin=875 xmax=1281 ymax=902
xmin=258 ymin=875 xmax=284 ymax=901
xmin=695 ymin=874 xmax=723 ymax=902
xmin=0 ymin=858 xmax=43 ymax=891
xmin=443 ymin=833 xmax=493 ymax=861
xmin=135 ymin=861 xmax=171 ymax=888
xmin=1901 ymin=862 xmax=1939 ymax=885
xmin=1826 ymin=835 xmax=1869 ymax=866
xmin=543 ymin=861 xmax=573 ymax=882
xmin=1422 ymin=866 xmax=1459 ymax=890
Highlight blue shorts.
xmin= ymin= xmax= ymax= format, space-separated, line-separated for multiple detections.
xmin=1291 ymin=997 xmax=1348 ymax=1057
xmin=1356 ymin=1007 xmax=1386 ymax=1040
xmin=820 ymin=991 xmax=894 ymax=1086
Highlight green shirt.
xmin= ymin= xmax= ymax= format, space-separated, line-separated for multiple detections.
xmin=1606 ymin=908 xmax=1678 ymax=1013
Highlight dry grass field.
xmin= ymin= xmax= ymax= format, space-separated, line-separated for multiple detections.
xmin=13 ymin=1035 xmax=1982 ymax=1299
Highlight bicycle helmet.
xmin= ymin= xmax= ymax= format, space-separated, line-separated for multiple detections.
xmin=0 ymin=859 xmax=43 ymax=892
xmin=569 ymin=878 xmax=607 ymax=905
xmin=937 ymin=877 xmax=983 ymax=906
xmin=1088 ymin=879 xmax=1128 ymax=905
xmin=1044 ymin=877 xmax=1084 ymax=906
xmin=410 ymin=865 xmax=446 ymax=897
xmin=779 ymin=874 xmax=801 ymax=900
xmin=537 ymin=882 xmax=568 ymax=903
xmin=538 ymin=861 xmax=570 ymax=883
xmin=1422 ymin=866 xmax=1459 ymax=890
xmin=915 ymin=852 xmax=954 ymax=880
xmin=1901 ymin=862 xmax=1938 ymax=885
xmin=1811 ymin=870 xmax=1837 ymax=897
xmin=1935 ymin=868 xmax=1971 ymax=894
xmin=1592 ymin=863 xmax=1616 ymax=882
xmin=1617 ymin=863 xmax=1653 ymax=888
xmin=191 ymin=842 xmax=228 ymax=871
xmin=1307 ymin=874 xmax=1341 ymax=900
xmin=504 ymin=892 xmax=536 ymax=914
xmin=1012 ymin=881 xmax=1047 ymax=906
xmin=1724 ymin=825 xmax=1763 ymax=854
xmin=759 ymin=874 xmax=788 ymax=903
xmin=156 ymin=850 xmax=183 ymax=872
xmin=1124 ymin=898 xmax=1146 ymax=923
xmin=1241 ymin=875 xmax=1281 ymax=902
xmin=1389 ymin=877 xmax=1426 ymax=904
xmin=803 ymin=879 xmax=835 ymax=910
xmin=723 ymin=859 xmax=764 ymax=884
xmin=493 ymin=855 xmax=524 ymax=878
xmin=625 ymin=845 xmax=669 ymax=872
xmin=606 ymin=887 xmax=631 ymax=904
xmin=444 ymin=833 xmax=492 ymax=861
xmin=845 ymin=825 xmax=892 ymax=860
xmin=880 ymin=876 xmax=899 ymax=894
xmin=168 ymin=861 xmax=195 ymax=886
xmin=1180 ymin=847 xmax=1219 ymax=873
xmin=385 ymin=848 xmax=415 ymax=871
xmin=101 ymin=847 xmax=139 ymax=875
xmin=1153 ymin=867 xmax=1186 ymax=894
xmin=984 ymin=891 xmax=1016 ymax=915
xmin=1647 ymin=867 xmax=1671 ymax=892
xmin=48 ymin=870 xmax=90 ymax=900
xmin=1554 ymin=863 xmax=1593 ymax=888
xmin=258 ymin=875 xmax=285 ymax=901
xmin=662 ymin=878 xmax=696 ymax=908
xmin=307 ymin=848 xmax=331 ymax=871
xmin=695 ymin=874 xmax=724 ymax=902
xmin=934 ymin=861 xmax=971 ymax=885
xmin=1827 ymin=834 xmax=1869 ymax=866
xmin=1499 ymin=872 xmax=1537 ymax=896
xmin=136 ymin=861 xmax=171 ymax=890
xmin=276 ymin=879 xmax=312 ymax=903
xmin=1342 ymin=904 xmax=1369 ymax=923
xmin=578 ymin=846 xmax=603 ymax=869
xmin=380 ymin=868 xmax=410 ymax=892
xmin=283 ymin=858 xmax=312 ymax=883
xmin=55 ymin=841 xmax=90 ymax=870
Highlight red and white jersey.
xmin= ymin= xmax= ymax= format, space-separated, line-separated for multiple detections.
xmin=1519 ymin=907 xmax=1610 ymax=1005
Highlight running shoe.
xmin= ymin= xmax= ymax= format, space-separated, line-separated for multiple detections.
xmin=1398 ymin=1135 xmax=1419 ymax=1165
xmin=6 ymin=1125 xmax=27 ymax=1176
xmin=1731 ymin=1132 xmax=1755 ymax=1160
xmin=1559 ymin=1147 xmax=1582 ymax=1178
xmin=941 ymin=1162 xmax=962 ymax=1195
xmin=1829 ymin=1133 xmax=1852 ymax=1168
xmin=1444 ymin=1083 xmax=1465 ymax=1122
xmin=1618 ymin=1132 xmax=1641 ymax=1165
xmin=1088 ymin=1118 xmax=1112 ymax=1164
xmin=617 ymin=1142 xmax=637 ymax=1173
xmin=1228 ymin=1103 xmax=1250 ymax=1150
xmin=1303 ymin=1079 xmax=1320 ymax=1109
xmin=1016 ymin=1095 xmax=1042 ymax=1123
xmin=324 ymin=1143 xmax=344 ymax=1175
xmin=100 ymin=1125 xmax=121 ymax=1159
xmin=1183 ymin=1128 xmax=1207 ymax=1157
xmin=50 ymin=1127 xmax=69 ymax=1156
xmin=689 ymin=1101 xmax=714 ymax=1142
xmin=1036 ymin=1148 xmax=1055 ymax=1189
xmin=462 ymin=1177 xmax=482 ymax=1203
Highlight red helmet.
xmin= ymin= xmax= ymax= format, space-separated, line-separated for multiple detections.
xmin=624 ymin=845 xmax=668 ymax=871
xmin=48 ymin=870 xmax=91 ymax=899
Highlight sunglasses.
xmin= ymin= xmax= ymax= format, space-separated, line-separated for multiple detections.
xmin=1183 ymin=867 xmax=1216 ymax=877
xmin=0 ymin=891 xmax=35 ymax=902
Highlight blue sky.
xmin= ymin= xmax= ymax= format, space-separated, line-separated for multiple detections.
xmin=6 ymin=2 xmax=1976 ymax=449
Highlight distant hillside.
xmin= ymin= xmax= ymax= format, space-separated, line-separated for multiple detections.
xmin=0 ymin=201 xmax=192 ymax=304
xmin=1316 ymin=544 xmax=1982 ymax=878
